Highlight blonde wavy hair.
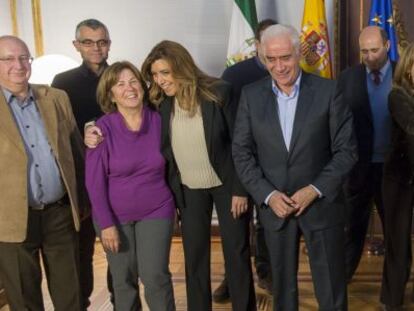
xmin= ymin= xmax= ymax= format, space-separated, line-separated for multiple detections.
xmin=393 ymin=42 xmax=414 ymax=94
xmin=141 ymin=40 xmax=221 ymax=116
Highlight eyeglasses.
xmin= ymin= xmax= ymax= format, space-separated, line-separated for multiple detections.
xmin=0 ymin=55 xmax=33 ymax=64
xmin=78 ymin=39 xmax=110 ymax=48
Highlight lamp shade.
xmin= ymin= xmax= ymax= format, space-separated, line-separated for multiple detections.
xmin=29 ymin=54 xmax=79 ymax=85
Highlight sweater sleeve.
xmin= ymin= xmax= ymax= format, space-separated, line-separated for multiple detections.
xmin=85 ymin=125 xmax=116 ymax=230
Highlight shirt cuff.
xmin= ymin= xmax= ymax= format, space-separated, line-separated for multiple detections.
xmin=310 ymin=184 xmax=322 ymax=198
xmin=84 ymin=120 xmax=96 ymax=129
xmin=264 ymin=190 xmax=279 ymax=205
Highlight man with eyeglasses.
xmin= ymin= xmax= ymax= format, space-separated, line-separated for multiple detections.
xmin=0 ymin=35 xmax=87 ymax=310
xmin=52 ymin=18 xmax=110 ymax=131
xmin=51 ymin=18 xmax=112 ymax=310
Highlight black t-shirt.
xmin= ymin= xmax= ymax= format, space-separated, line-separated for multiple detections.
xmin=51 ymin=62 xmax=107 ymax=133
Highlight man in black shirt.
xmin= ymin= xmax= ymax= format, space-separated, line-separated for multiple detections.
xmin=213 ymin=19 xmax=277 ymax=303
xmin=51 ymin=18 xmax=110 ymax=310
xmin=52 ymin=19 xmax=110 ymax=130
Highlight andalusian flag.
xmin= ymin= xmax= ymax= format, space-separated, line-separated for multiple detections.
xmin=300 ymin=0 xmax=332 ymax=78
xmin=226 ymin=0 xmax=258 ymax=67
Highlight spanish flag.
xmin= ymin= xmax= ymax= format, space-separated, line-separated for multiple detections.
xmin=300 ymin=0 xmax=332 ymax=78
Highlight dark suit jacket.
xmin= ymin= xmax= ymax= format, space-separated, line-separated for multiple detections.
xmin=51 ymin=62 xmax=106 ymax=131
xmin=159 ymin=81 xmax=247 ymax=210
xmin=337 ymin=63 xmax=395 ymax=161
xmin=232 ymin=72 xmax=357 ymax=232
xmin=337 ymin=62 xmax=395 ymax=193
xmin=337 ymin=64 xmax=373 ymax=164
xmin=221 ymin=57 xmax=269 ymax=117
xmin=383 ymin=87 xmax=414 ymax=185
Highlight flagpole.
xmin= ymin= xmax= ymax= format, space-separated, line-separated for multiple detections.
xmin=334 ymin=0 xmax=339 ymax=77
xmin=359 ymin=0 xmax=364 ymax=63
xmin=9 ymin=0 xmax=18 ymax=36
xmin=31 ymin=0 xmax=44 ymax=57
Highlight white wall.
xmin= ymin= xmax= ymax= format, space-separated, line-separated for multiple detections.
xmin=0 ymin=0 xmax=335 ymax=77
xmin=258 ymin=0 xmax=336 ymax=70
xmin=0 ymin=1 xmax=13 ymax=35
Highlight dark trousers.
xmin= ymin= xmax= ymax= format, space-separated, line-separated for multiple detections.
xmin=381 ymin=177 xmax=414 ymax=307
xmin=254 ymin=205 xmax=271 ymax=279
xmin=265 ymin=219 xmax=347 ymax=311
xmin=344 ymin=162 xmax=385 ymax=280
xmin=0 ymin=204 xmax=81 ymax=311
xmin=78 ymin=216 xmax=96 ymax=309
xmin=180 ymin=185 xmax=256 ymax=311
xmin=80 ymin=216 xmax=116 ymax=310
xmin=224 ymin=205 xmax=271 ymax=283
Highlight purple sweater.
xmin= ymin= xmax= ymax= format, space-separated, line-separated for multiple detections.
xmin=85 ymin=106 xmax=175 ymax=229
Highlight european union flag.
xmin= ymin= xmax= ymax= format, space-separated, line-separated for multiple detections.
xmin=368 ymin=0 xmax=399 ymax=61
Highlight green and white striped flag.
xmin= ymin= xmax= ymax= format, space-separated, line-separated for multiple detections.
xmin=226 ymin=0 xmax=258 ymax=67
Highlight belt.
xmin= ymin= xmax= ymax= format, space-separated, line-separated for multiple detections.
xmin=29 ymin=194 xmax=69 ymax=211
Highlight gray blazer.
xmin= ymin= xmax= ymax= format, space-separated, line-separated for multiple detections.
xmin=232 ymin=72 xmax=358 ymax=232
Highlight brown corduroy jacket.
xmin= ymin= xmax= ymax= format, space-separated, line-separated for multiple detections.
xmin=0 ymin=84 xmax=89 ymax=242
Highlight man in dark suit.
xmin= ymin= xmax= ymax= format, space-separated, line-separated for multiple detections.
xmin=51 ymin=19 xmax=112 ymax=310
xmin=337 ymin=26 xmax=393 ymax=281
xmin=232 ymin=24 xmax=357 ymax=310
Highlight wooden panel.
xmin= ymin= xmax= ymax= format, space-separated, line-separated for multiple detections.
xmin=0 ymin=289 xmax=6 ymax=309
xmin=2 ymin=237 xmax=414 ymax=310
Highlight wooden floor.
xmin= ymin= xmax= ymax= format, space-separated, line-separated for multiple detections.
xmin=2 ymin=237 xmax=414 ymax=310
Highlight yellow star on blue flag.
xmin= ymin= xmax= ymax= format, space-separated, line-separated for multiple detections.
xmin=371 ymin=14 xmax=382 ymax=25
xmin=368 ymin=0 xmax=398 ymax=60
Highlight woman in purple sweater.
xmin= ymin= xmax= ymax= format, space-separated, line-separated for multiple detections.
xmin=85 ymin=61 xmax=176 ymax=311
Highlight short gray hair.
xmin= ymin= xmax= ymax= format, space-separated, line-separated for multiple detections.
xmin=261 ymin=24 xmax=301 ymax=55
xmin=75 ymin=19 xmax=110 ymax=40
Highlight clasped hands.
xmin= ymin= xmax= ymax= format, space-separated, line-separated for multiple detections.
xmin=267 ymin=185 xmax=319 ymax=218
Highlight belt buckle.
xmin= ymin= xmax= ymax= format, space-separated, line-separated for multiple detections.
xmin=57 ymin=194 xmax=69 ymax=206
xmin=30 ymin=194 xmax=68 ymax=210
xmin=30 ymin=203 xmax=46 ymax=210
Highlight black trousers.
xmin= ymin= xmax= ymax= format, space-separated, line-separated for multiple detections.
xmin=254 ymin=205 xmax=271 ymax=280
xmin=80 ymin=216 xmax=117 ymax=310
xmin=0 ymin=204 xmax=81 ymax=311
xmin=180 ymin=185 xmax=256 ymax=311
xmin=78 ymin=216 xmax=96 ymax=309
xmin=381 ymin=177 xmax=414 ymax=307
xmin=344 ymin=162 xmax=385 ymax=280
xmin=265 ymin=219 xmax=347 ymax=311
xmin=224 ymin=205 xmax=271 ymax=283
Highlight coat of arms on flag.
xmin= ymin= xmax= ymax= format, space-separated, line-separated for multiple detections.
xmin=300 ymin=0 xmax=332 ymax=78
xmin=301 ymin=24 xmax=329 ymax=67
xmin=226 ymin=0 xmax=258 ymax=67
